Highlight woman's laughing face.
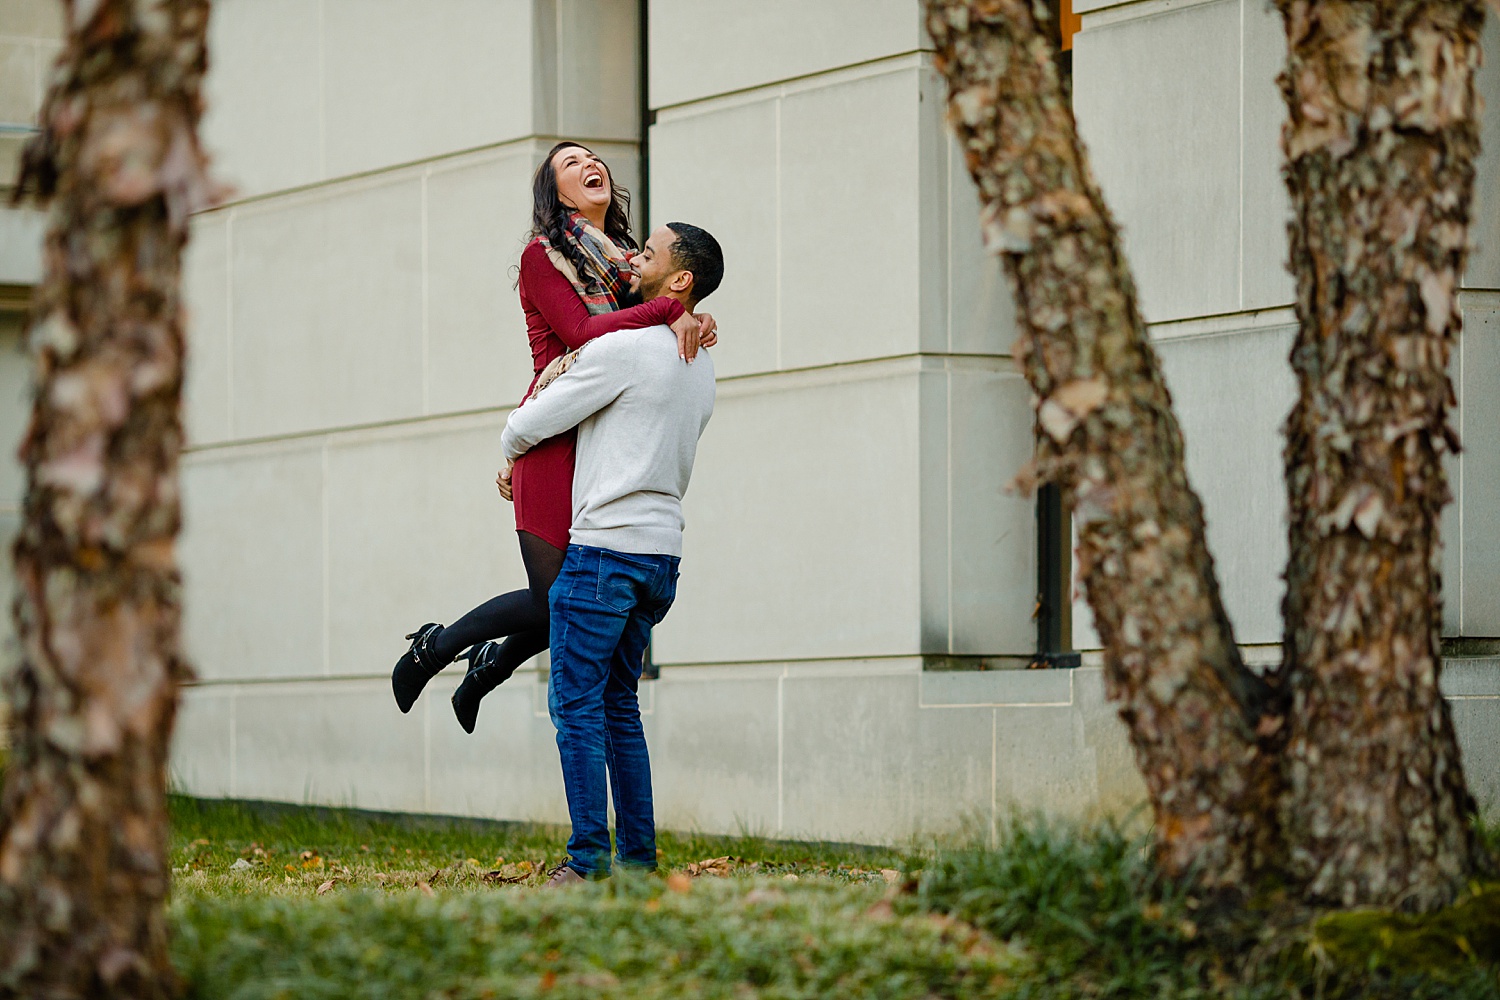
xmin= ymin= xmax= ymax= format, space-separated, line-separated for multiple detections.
xmin=551 ymin=145 xmax=612 ymax=217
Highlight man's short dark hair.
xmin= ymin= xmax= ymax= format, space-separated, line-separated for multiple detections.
xmin=664 ymin=222 xmax=724 ymax=304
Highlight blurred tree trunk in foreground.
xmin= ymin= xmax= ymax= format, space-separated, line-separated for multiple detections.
xmin=0 ymin=1 xmax=213 ymax=997
xmin=1275 ymin=0 xmax=1485 ymax=910
xmin=924 ymin=0 xmax=1485 ymax=911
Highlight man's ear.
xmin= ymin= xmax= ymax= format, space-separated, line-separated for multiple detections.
xmin=670 ymin=270 xmax=694 ymax=296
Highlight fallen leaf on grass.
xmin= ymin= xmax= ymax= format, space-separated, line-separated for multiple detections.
xmin=684 ymin=856 xmax=738 ymax=877
xmin=483 ymin=860 xmax=536 ymax=885
xmin=666 ymin=872 xmax=692 ymax=894
xmin=483 ymin=868 xmax=531 ymax=885
xmin=880 ymin=869 xmax=901 ymax=884
xmin=417 ymin=880 xmax=434 ymax=897
xmin=316 ymin=879 xmax=335 ymax=895
xmin=229 ymin=859 xmax=252 ymax=871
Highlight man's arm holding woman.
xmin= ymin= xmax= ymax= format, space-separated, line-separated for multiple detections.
xmin=520 ymin=242 xmax=715 ymax=360
xmin=497 ymin=335 xmax=636 ymax=499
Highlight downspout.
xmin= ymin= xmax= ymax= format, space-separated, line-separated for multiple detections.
xmin=1035 ymin=0 xmax=1079 ymax=670
xmin=636 ymin=0 xmax=651 ymax=237
xmin=638 ymin=0 xmax=660 ymax=680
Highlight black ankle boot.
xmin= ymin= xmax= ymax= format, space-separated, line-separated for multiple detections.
xmin=392 ymin=623 xmax=449 ymax=714
xmin=451 ymin=640 xmax=518 ymax=734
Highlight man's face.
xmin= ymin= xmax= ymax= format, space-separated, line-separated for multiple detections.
xmin=632 ymin=226 xmax=686 ymax=302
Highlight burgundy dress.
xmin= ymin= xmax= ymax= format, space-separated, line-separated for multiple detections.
xmin=512 ymin=239 xmax=686 ymax=550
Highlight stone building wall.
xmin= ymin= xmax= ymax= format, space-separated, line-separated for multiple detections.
xmin=0 ymin=0 xmax=1493 ymax=841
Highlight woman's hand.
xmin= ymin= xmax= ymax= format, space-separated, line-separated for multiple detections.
xmin=696 ymin=312 xmax=718 ymax=349
xmin=670 ymin=310 xmax=702 ymax=363
xmin=497 ymin=460 xmax=515 ymax=502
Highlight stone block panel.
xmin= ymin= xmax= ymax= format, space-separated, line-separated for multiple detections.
xmin=198 ymin=0 xmax=646 ymax=200
xmin=1467 ymin=15 xmax=1500 ymax=290
xmin=651 ymin=667 xmax=781 ymax=835
xmin=1073 ymin=0 xmax=1243 ymax=323
xmin=940 ymin=365 xmax=1036 ymax=656
xmin=654 ymin=363 xmax=924 ymax=665
xmin=781 ymin=669 xmax=995 ymax=843
xmin=321 ymin=0 xmax=534 ymax=180
xmin=1240 ymin=0 xmax=1295 ymax=310
xmin=0 ymin=0 xmax=63 ymax=39
xmin=171 ymin=686 xmax=235 ymax=798
xmin=0 ymin=38 xmax=39 ymax=123
xmin=230 ymin=173 xmax=424 ymax=438
xmin=182 ymin=212 xmax=231 ymax=445
xmin=231 ymin=679 xmax=427 ymax=812
xmin=548 ymin=0 xmax=641 ymax=142
xmin=652 ymin=59 xmax=998 ymax=379
xmin=200 ymin=0 xmax=324 ymax=200
xmin=648 ymin=0 xmax=922 ymax=110
xmin=0 ymin=205 xmax=46 ymax=286
xmin=179 ymin=442 xmax=325 ymax=682
xmin=1456 ymin=298 xmax=1500 ymax=635
xmin=778 ymin=66 xmax=920 ymax=370
xmin=1154 ymin=323 xmax=1296 ymax=645
xmin=0 ymin=315 xmax=30 ymax=505
xmin=649 ymin=97 xmax=780 ymax=379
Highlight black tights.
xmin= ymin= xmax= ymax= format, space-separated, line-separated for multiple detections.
xmin=431 ymin=532 xmax=564 ymax=674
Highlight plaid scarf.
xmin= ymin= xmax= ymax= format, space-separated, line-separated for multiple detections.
xmin=523 ymin=214 xmax=637 ymax=403
xmin=536 ymin=212 xmax=636 ymax=316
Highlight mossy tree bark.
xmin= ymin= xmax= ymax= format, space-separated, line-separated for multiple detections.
xmin=0 ymin=1 xmax=213 ymax=996
xmin=1275 ymin=0 xmax=1485 ymax=909
xmin=922 ymin=0 xmax=1278 ymax=891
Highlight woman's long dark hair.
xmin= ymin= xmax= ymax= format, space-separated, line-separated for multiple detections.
xmin=528 ymin=141 xmax=636 ymax=291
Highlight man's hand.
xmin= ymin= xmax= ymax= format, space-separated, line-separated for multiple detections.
xmin=497 ymin=459 xmax=515 ymax=502
xmin=670 ymin=310 xmax=702 ymax=363
xmin=697 ymin=312 xmax=718 ymax=349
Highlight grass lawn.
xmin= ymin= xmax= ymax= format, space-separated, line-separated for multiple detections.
xmin=167 ymin=796 xmax=1500 ymax=999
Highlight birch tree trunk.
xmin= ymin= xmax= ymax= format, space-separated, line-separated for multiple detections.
xmin=0 ymin=1 xmax=213 ymax=996
xmin=922 ymin=0 xmax=1278 ymax=890
xmin=1275 ymin=0 xmax=1485 ymax=909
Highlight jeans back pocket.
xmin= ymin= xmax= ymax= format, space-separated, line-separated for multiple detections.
xmin=595 ymin=551 xmax=653 ymax=613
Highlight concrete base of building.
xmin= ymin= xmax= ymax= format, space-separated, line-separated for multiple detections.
xmin=169 ymin=656 xmax=1500 ymax=845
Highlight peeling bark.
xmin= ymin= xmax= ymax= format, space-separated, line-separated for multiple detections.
xmin=923 ymin=0 xmax=1277 ymax=889
xmin=0 ymin=1 xmax=213 ymax=996
xmin=1276 ymin=0 xmax=1485 ymax=909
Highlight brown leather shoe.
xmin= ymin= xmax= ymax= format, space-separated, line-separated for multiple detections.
xmin=542 ymin=863 xmax=587 ymax=889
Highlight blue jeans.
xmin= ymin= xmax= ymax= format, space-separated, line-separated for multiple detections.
xmin=547 ymin=544 xmax=679 ymax=878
